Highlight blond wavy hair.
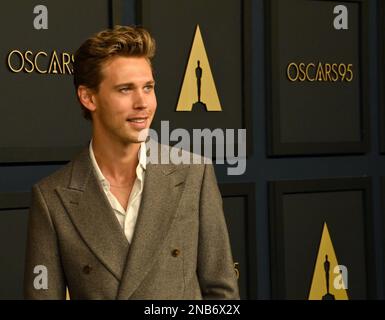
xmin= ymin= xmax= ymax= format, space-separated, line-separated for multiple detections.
xmin=73 ymin=25 xmax=156 ymax=120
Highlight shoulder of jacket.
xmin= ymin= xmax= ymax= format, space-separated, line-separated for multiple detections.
xmin=34 ymin=161 xmax=73 ymax=192
xmin=155 ymin=143 xmax=211 ymax=167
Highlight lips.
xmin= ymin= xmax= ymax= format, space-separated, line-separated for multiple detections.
xmin=126 ymin=116 xmax=149 ymax=129
xmin=127 ymin=118 xmax=147 ymax=123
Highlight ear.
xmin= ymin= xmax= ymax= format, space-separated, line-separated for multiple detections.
xmin=77 ymin=85 xmax=97 ymax=113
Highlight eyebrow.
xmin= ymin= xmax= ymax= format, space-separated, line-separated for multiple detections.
xmin=114 ymin=80 xmax=155 ymax=89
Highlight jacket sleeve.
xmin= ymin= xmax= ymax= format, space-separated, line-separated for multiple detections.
xmin=24 ymin=184 xmax=66 ymax=299
xmin=197 ymin=164 xmax=240 ymax=299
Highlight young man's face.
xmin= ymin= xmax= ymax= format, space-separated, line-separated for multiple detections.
xmin=90 ymin=56 xmax=157 ymax=144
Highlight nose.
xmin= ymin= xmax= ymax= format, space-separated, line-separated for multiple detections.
xmin=133 ymin=89 xmax=148 ymax=109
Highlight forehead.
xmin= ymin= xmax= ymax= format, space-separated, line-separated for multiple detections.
xmin=100 ymin=56 xmax=153 ymax=84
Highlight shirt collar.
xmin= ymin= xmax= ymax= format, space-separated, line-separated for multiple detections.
xmin=89 ymin=140 xmax=147 ymax=188
xmin=138 ymin=141 xmax=147 ymax=171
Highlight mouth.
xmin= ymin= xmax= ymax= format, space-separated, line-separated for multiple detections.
xmin=126 ymin=117 xmax=149 ymax=129
xmin=127 ymin=117 xmax=147 ymax=123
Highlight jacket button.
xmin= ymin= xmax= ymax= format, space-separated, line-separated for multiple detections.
xmin=83 ymin=265 xmax=92 ymax=274
xmin=172 ymin=249 xmax=180 ymax=257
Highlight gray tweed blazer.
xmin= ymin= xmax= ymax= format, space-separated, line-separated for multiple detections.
xmin=24 ymin=145 xmax=240 ymax=300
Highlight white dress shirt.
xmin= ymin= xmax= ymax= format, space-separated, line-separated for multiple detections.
xmin=89 ymin=141 xmax=146 ymax=244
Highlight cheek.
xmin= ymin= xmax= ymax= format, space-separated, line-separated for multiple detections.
xmin=105 ymin=96 xmax=129 ymax=114
xmin=150 ymin=94 xmax=157 ymax=112
xmin=98 ymin=99 xmax=125 ymax=123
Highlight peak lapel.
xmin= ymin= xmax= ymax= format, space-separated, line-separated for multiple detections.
xmin=56 ymin=149 xmax=129 ymax=281
xmin=117 ymin=163 xmax=188 ymax=299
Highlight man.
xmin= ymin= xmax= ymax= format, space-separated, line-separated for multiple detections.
xmin=24 ymin=25 xmax=239 ymax=300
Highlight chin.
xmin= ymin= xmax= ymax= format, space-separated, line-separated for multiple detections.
xmin=117 ymin=129 xmax=146 ymax=144
xmin=135 ymin=127 xmax=151 ymax=143
xmin=119 ymin=135 xmax=143 ymax=145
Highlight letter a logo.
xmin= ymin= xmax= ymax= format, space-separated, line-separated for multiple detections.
xmin=176 ymin=25 xmax=222 ymax=112
xmin=308 ymin=223 xmax=348 ymax=300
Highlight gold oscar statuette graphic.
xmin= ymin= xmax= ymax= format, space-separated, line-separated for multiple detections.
xmin=66 ymin=287 xmax=70 ymax=300
xmin=176 ymin=25 xmax=222 ymax=112
xmin=308 ymin=222 xmax=348 ymax=300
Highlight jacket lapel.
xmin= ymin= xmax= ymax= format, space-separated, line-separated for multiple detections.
xmin=56 ymin=149 xmax=129 ymax=281
xmin=116 ymin=162 xmax=188 ymax=299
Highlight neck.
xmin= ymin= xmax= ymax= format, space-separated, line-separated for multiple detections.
xmin=91 ymin=132 xmax=141 ymax=184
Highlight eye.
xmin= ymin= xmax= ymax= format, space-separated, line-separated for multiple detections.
xmin=144 ymin=84 xmax=154 ymax=93
xmin=119 ymin=87 xmax=131 ymax=93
